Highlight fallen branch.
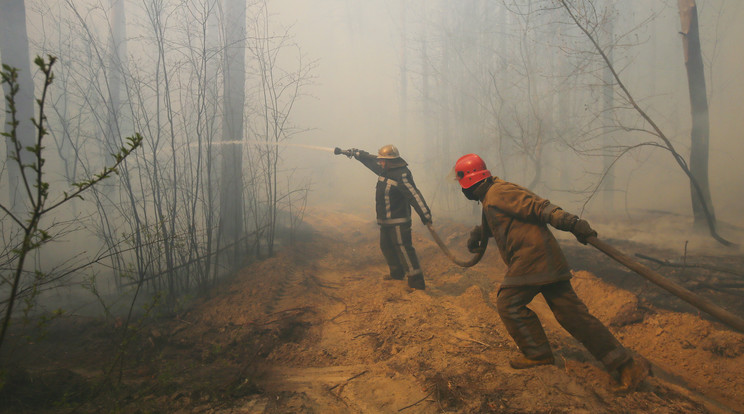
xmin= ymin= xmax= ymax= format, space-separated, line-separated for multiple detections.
xmin=238 ymin=306 xmax=315 ymax=327
xmin=268 ymin=306 xmax=316 ymax=316
xmin=329 ymin=304 xmax=348 ymax=322
xmin=398 ymin=390 xmax=435 ymax=412
xmin=176 ymin=317 xmax=195 ymax=325
xmin=328 ymin=370 xmax=368 ymax=391
xmin=635 ymin=253 xmax=744 ymax=278
xmin=453 ymin=334 xmax=490 ymax=349
xmin=324 ymin=386 xmax=349 ymax=407
xmin=693 ymin=281 xmax=744 ymax=291
xmin=353 ymin=332 xmax=379 ymax=340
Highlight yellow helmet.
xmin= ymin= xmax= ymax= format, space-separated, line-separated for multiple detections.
xmin=377 ymin=144 xmax=400 ymax=159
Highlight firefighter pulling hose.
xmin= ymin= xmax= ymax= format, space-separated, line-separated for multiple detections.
xmin=452 ymin=153 xmax=651 ymax=390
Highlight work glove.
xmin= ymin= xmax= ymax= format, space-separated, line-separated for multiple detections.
xmin=421 ymin=214 xmax=433 ymax=226
xmin=548 ymin=207 xmax=597 ymax=245
xmin=353 ymin=149 xmax=373 ymax=160
xmin=333 ymin=147 xmax=368 ymax=159
xmin=548 ymin=208 xmax=578 ymax=231
xmin=571 ymin=219 xmax=597 ymax=245
xmin=467 ymin=225 xmax=484 ymax=253
xmin=336 ymin=147 xmax=359 ymax=158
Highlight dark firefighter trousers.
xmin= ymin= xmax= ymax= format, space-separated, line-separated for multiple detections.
xmin=379 ymin=222 xmax=424 ymax=282
xmin=497 ymin=280 xmax=631 ymax=372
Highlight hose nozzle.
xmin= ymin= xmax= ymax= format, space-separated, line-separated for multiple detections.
xmin=334 ymin=147 xmax=354 ymax=158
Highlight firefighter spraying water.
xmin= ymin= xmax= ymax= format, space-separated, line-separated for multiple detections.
xmin=334 ymin=145 xmax=431 ymax=290
xmin=334 ymin=146 xmax=487 ymax=268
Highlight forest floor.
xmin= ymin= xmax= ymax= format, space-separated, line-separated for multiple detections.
xmin=2 ymin=204 xmax=744 ymax=413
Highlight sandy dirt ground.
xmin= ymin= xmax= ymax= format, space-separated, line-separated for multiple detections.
xmin=2 ymin=205 xmax=744 ymax=413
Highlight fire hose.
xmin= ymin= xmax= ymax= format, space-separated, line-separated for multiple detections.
xmin=586 ymin=236 xmax=744 ymax=333
xmin=425 ymin=223 xmax=487 ymax=267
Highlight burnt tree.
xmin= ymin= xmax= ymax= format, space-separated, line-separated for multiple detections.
xmin=677 ymin=0 xmax=715 ymax=228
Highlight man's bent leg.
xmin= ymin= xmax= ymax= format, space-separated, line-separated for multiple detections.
xmin=497 ymin=286 xmax=553 ymax=363
xmin=542 ymin=281 xmax=630 ymax=371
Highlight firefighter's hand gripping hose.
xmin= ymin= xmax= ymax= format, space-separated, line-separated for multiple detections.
xmin=425 ymin=223 xmax=487 ymax=267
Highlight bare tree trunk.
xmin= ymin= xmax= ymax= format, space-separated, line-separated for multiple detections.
xmin=219 ymin=0 xmax=246 ymax=267
xmin=399 ymin=0 xmax=408 ymax=143
xmin=556 ymin=21 xmax=574 ymax=193
xmin=105 ymin=0 xmax=128 ymax=158
xmin=192 ymin=0 xmax=221 ymax=288
xmin=420 ymin=29 xmax=432 ymax=164
xmin=601 ymin=1 xmax=616 ymax=211
xmin=0 ymin=0 xmax=35 ymax=213
xmin=558 ymin=0 xmax=730 ymax=245
xmin=677 ymin=0 xmax=715 ymax=228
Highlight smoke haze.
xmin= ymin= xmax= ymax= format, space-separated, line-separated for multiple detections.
xmin=1 ymin=0 xmax=743 ymax=313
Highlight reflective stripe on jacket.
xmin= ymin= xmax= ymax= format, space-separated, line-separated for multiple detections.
xmin=357 ymin=154 xmax=432 ymax=226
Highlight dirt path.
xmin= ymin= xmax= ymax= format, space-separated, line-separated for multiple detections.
xmin=4 ymin=205 xmax=744 ymax=413
xmin=173 ymin=206 xmax=742 ymax=413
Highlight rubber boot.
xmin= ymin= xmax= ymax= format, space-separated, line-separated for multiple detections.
xmin=509 ymin=355 xmax=555 ymax=369
xmin=383 ymin=273 xmax=405 ymax=280
xmin=614 ymin=357 xmax=650 ymax=393
xmin=407 ymin=273 xmax=425 ymax=290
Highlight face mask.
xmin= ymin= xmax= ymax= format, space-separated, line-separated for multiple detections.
xmin=462 ymin=186 xmax=479 ymax=201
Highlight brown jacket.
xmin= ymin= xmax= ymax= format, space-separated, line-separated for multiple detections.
xmin=473 ymin=177 xmax=571 ymax=287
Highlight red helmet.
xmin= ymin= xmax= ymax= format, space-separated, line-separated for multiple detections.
xmin=454 ymin=154 xmax=491 ymax=188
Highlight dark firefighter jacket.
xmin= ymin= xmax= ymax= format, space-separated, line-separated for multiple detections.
xmin=355 ymin=151 xmax=432 ymax=226
xmin=473 ymin=176 xmax=571 ymax=287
